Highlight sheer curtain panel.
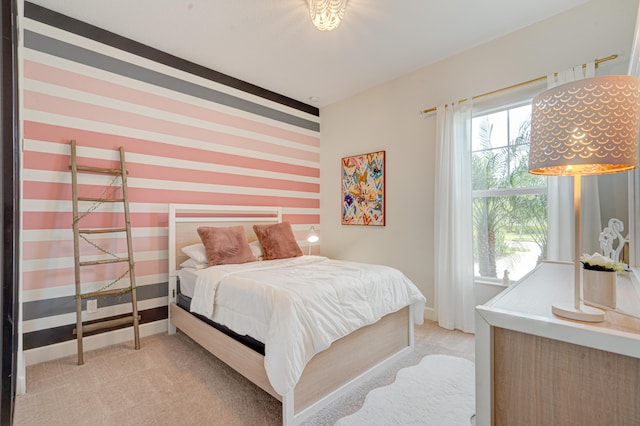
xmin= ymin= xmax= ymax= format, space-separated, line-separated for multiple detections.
xmin=434 ymin=101 xmax=475 ymax=333
xmin=628 ymin=5 xmax=640 ymax=267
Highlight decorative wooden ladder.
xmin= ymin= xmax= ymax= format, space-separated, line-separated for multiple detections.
xmin=70 ymin=139 xmax=141 ymax=365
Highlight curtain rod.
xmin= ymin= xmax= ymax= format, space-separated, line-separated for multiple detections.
xmin=421 ymin=54 xmax=618 ymax=115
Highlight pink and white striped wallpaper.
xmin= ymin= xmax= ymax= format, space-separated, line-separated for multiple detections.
xmin=22 ymin=3 xmax=320 ymax=353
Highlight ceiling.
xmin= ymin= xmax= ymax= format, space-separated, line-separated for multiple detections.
xmin=26 ymin=0 xmax=593 ymax=108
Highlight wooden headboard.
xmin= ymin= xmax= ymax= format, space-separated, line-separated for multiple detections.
xmin=167 ymin=204 xmax=282 ymax=276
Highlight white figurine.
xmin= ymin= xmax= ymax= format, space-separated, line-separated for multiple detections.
xmin=502 ymin=269 xmax=511 ymax=286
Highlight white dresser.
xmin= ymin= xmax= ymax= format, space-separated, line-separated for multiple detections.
xmin=475 ymin=261 xmax=640 ymax=425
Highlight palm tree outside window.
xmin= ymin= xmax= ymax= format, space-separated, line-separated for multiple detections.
xmin=472 ymin=102 xmax=547 ymax=283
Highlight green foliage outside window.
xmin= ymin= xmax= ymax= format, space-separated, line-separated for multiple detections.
xmin=472 ymin=107 xmax=547 ymax=279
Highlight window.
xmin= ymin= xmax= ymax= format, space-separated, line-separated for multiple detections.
xmin=472 ymin=103 xmax=547 ymax=283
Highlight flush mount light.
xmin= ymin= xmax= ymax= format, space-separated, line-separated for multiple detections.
xmin=308 ymin=0 xmax=348 ymax=31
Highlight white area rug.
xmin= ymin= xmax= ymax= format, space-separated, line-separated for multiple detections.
xmin=335 ymin=354 xmax=475 ymax=426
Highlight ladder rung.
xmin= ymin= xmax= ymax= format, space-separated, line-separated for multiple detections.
xmin=71 ymin=165 xmax=123 ymax=175
xmin=77 ymin=197 xmax=125 ymax=203
xmin=79 ymin=257 xmax=129 ymax=266
xmin=73 ymin=315 xmax=139 ymax=335
xmin=80 ymin=288 xmax=132 ymax=299
xmin=79 ymin=228 xmax=127 ymax=234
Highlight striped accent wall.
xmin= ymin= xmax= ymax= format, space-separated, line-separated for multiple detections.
xmin=22 ymin=3 xmax=320 ymax=359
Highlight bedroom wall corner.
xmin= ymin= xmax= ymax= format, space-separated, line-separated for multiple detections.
xmin=319 ymin=0 xmax=638 ymax=318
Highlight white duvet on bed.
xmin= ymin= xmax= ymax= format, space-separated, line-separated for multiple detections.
xmin=189 ymin=255 xmax=426 ymax=396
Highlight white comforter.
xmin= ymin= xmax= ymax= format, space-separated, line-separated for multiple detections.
xmin=189 ymin=255 xmax=426 ymax=396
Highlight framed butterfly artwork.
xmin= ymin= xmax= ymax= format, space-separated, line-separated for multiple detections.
xmin=341 ymin=151 xmax=385 ymax=226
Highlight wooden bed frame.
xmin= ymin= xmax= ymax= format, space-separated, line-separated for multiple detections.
xmin=167 ymin=204 xmax=415 ymax=425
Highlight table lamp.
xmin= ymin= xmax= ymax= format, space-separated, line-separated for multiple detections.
xmin=529 ymin=75 xmax=640 ymax=322
xmin=307 ymin=226 xmax=319 ymax=255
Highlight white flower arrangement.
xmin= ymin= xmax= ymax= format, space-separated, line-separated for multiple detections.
xmin=580 ymin=252 xmax=625 ymax=273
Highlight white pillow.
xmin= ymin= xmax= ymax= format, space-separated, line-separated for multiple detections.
xmin=179 ymin=258 xmax=207 ymax=269
xmin=181 ymin=243 xmax=207 ymax=264
xmin=250 ymin=241 xmax=264 ymax=261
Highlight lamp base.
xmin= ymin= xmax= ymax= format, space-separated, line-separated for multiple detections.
xmin=551 ymin=302 xmax=605 ymax=323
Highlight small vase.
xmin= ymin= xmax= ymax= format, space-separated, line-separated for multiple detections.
xmin=582 ymin=268 xmax=617 ymax=309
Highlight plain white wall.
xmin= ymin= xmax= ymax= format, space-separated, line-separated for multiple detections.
xmin=319 ymin=0 xmax=639 ymax=319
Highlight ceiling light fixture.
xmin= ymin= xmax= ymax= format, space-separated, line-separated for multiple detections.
xmin=308 ymin=0 xmax=348 ymax=31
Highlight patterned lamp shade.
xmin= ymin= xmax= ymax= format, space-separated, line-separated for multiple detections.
xmin=529 ymin=75 xmax=640 ymax=176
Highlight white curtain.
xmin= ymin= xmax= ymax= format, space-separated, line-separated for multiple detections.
xmin=628 ymin=4 xmax=640 ymax=267
xmin=629 ymin=2 xmax=640 ymax=77
xmin=434 ymin=101 xmax=475 ymax=333
xmin=546 ymin=62 xmax=602 ymax=260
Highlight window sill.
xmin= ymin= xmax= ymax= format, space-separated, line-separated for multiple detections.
xmin=474 ymin=279 xmax=508 ymax=288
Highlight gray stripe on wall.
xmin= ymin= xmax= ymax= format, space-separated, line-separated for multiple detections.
xmin=22 ymin=282 xmax=168 ymax=321
xmin=24 ymin=30 xmax=320 ymax=132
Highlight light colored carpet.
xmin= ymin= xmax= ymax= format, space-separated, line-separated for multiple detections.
xmin=14 ymin=321 xmax=474 ymax=425
xmin=335 ymin=355 xmax=475 ymax=425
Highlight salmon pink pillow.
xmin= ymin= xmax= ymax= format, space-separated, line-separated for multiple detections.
xmin=197 ymin=226 xmax=256 ymax=266
xmin=252 ymin=222 xmax=303 ymax=260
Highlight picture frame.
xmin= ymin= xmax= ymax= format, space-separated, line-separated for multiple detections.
xmin=341 ymin=150 xmax=385 ymax=226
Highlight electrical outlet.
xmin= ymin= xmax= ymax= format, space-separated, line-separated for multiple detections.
xmin=87 ymin=299 xmax=98 ymax=313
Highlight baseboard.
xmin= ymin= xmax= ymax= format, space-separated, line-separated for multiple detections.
xmin=23 ymin=320 xmax=167 ymax=368
xmin=16 ymin=352 xmax=27 ymax=395
xmin=423 ymin=306 xmax=436 ymax=322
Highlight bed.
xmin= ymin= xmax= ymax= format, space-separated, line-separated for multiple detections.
xmin=167 ymin=204 xmax=426 ymax=425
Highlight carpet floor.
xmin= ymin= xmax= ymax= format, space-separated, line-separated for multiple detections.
xmin=14 ymin=320 xmax=474 ymax=425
